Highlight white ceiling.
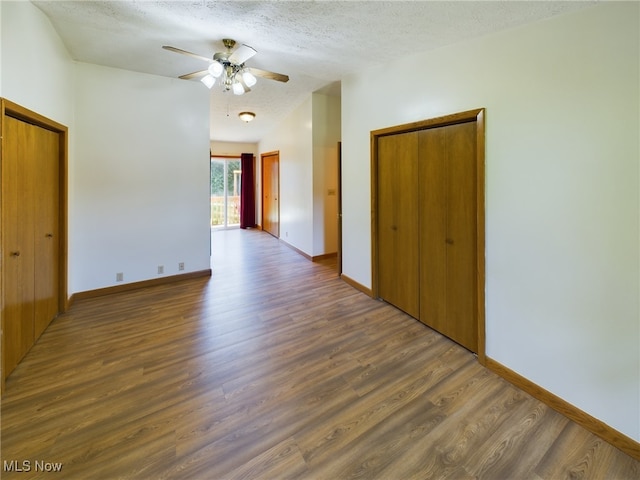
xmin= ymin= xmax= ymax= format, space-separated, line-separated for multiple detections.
xmin=32 ymin=0 xmax=595 ymax=144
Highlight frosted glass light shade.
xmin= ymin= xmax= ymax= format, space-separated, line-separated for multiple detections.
xmin=232 ymin=82 xmax=245 ymax=95
xmin=242 ymin=70 xmax=257 ymax=87
xmin=201 ymin=75 xmax=215 ymax=89
xmin=208 ymin=61 xmax=224 ymax=78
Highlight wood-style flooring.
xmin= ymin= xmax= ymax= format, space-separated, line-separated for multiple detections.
xmin=2 ymin=228 xmax=638 ymax=479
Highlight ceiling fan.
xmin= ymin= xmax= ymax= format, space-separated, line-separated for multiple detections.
xmin=163 ymin=39 xmax=289 ymax=95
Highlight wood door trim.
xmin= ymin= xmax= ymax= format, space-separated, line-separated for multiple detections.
xmin=372 ymin=108 xmax=482 ymax=137
xmin=371 ymin=108 xmax=485 ymax=363
xmin=1 ymin=99 xmax=69 ymax=392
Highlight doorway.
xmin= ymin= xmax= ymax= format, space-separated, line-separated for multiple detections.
xmin=261 ymin=151 xmax=280 ymax=238
xmin=211 ymin=156 xmax=241 ymax=229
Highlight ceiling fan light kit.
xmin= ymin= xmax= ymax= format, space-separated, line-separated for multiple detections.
xmin=164 ymin=38 xmax=289 ymax=96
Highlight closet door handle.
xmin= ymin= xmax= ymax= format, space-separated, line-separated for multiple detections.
xmin=10 ymin=251 xmax=21 ymax=257
xmin=45 ymin=233 xmax=54 ymax=238
xmin=445 ymin=238 xmax=454 ymax=245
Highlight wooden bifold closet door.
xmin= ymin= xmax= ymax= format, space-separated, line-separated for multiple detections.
xmin=2 ymin=114 xmax=61 ymax=378
xmin=376 ymin=116 xmax=480 ymax=354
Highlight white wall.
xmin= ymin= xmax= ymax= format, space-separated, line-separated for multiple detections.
xmin=259 ymin=97 xmax=314 ymax=253
xmin=0 ymin=1 xmax=73 ymax=126
xmin=312 ymin=93 xmax=341 ymax=256
xmin=342 ymin=3 xmax=639 ymax=441
xmin=1 ymin=1 xmax=211 ymax=294
xmin=73 ymin=63 xmax=211 ymax=292
xmin=1 ymin=0 xmax=75 ymax=286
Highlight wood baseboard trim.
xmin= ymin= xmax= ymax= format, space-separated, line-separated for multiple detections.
xmin=279 ymin=239 xmax=337 ymax=264
xmin=70 ymin=269 xmax=212 ymax=303
xmin=340 ymin=274 xmax=373 ymax=297
xmin=279 ymin=239 xmax=312 ymax=261
xmin=312 ymin=252 xmax=337 ymax=262
xmin=485 ymin=357 xmax=640 ymax=460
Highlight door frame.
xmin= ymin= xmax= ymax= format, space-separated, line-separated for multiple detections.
xmin=370 ymin=108 xmax=485 ymax=364
xmin=1 ymin=99 xmax=69 ymax=390
xmin=337 ymin=142 xmax=343 ymax=276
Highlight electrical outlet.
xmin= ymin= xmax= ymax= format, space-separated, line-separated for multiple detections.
xmin=178 ymin=262 xmax=185 ymax=271
xmin=158 ymin=265 xmax=164 ymax=274
xmin=116 ymin=272 xmax=124 ymax=282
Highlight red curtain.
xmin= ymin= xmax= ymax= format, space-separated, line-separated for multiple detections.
xmin=240 ymin=153 xmax=256 ymax=228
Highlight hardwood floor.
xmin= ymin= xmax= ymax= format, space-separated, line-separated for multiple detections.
xmin=2 ymin=228 xmax=638 ymax=479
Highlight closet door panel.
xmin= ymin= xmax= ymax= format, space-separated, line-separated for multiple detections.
xmin=445 ymin=121 xmax=478 ymax=352
xmin=34 ymin=125 xmax=60 ymax=338
xmin=419 ymin=121 xmax=477 ymax=353
xmin=377 ymin=132 xmax=420 ymax=318
xmin=419 ymin=127 xmax=447 ymax=328
xmin=3 ymin=116 xmax=36 ymax=374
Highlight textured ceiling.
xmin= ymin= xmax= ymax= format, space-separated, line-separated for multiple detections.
xmin=32 ymin=1 xmax=595 ymax=144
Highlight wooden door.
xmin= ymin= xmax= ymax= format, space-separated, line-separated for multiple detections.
xmin=34 ymin=126 xmax=60 ymax=338
xmin=420 ymin=121 xmax=477 ymax=352
xmin=377 ymin=132 xmax=420 ymax=318
xmin=262 ymin=152 xmax=280 ymax=238
xmin=3 ymin=116 xmax=37 ymax=374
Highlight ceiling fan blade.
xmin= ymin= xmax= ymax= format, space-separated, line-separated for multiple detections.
xmin=179 ymin=69 xmax=208 ymax=80
xmin=162 ymin=45 xmax=212 ymax=63
xmin=249 ymin=68 xmax=289 ymax=83
xmin=229 ymin=44 xmax=257 ymax=65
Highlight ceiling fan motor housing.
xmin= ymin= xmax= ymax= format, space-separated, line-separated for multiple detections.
xmin=213 ymin=52 xmax=230 ymax=63
xmin=222 ymin=38 xmax=236 ymax=50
